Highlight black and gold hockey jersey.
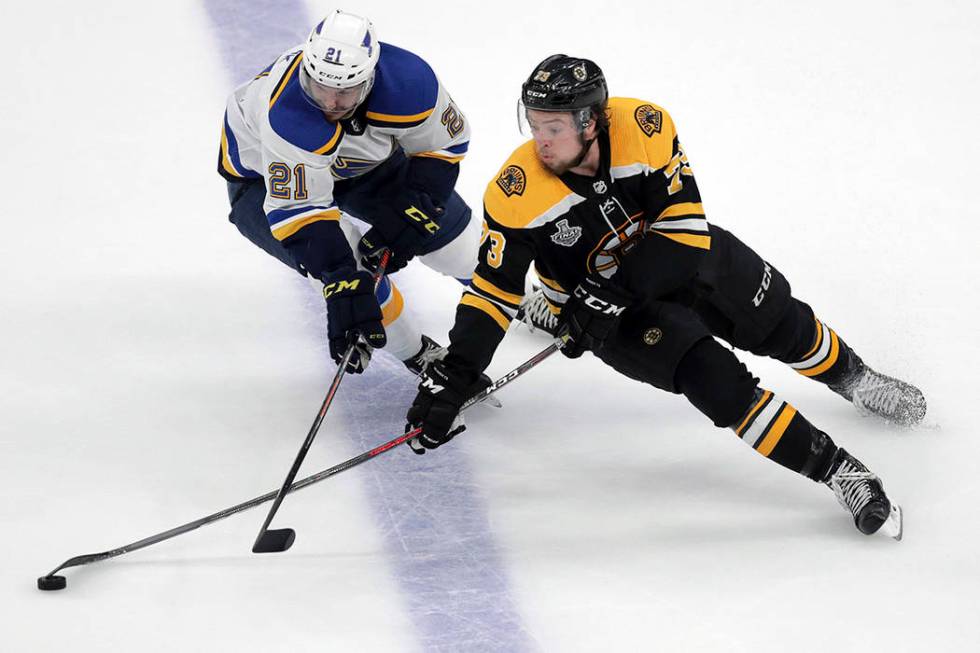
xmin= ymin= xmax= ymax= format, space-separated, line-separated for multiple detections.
xmin=447 ymin=97 xmax=711 ymax=377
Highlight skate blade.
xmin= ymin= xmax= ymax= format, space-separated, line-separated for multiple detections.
xmin=879 ymin=503 xmax=903 ymax=541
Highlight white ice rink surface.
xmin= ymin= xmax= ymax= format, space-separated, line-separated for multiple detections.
xmin=2 ymin=1 xmax=979 ymax=651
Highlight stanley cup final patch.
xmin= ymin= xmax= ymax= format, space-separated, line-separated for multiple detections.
xmin=550 ymin=218 xmax=583 ymax=247
xmin=496 ymin=165 xmax=527 ymax=197
xmin=635 ymin=104 xmax=663 ymax=137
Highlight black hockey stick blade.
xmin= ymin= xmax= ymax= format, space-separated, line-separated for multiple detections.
xmin=252 ymin=528 xmax=296 ymax=553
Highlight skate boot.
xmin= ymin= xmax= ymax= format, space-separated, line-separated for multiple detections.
xmin=829 ymin=356 xmax=926 ymax=426
xmin=516 ymin=288 xmax=560 ymax=337
xmin=405 ymin=336 xmax=501 ymax=407
xmin=403 ymin=335 xmax=447 ymax=376
xmin=824 ymin=448 xmax=903 ymax=540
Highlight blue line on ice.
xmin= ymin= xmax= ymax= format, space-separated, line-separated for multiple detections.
xmin=203 ymin=2 xmax=535 ymax=649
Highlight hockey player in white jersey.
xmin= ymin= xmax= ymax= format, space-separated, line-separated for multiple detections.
xmin=218 ymin=10 xmax=481 ymax=374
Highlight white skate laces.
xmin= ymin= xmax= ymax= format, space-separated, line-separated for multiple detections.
xmin=832 ymin=362 xmax=926 ymax=426
xmin=826 ymin=450 xmax=903 ymax=540
xmin=518 ymin=288 xmax=560 ymax=336
xmin=404 ymin=335 xmax=447 ymax=377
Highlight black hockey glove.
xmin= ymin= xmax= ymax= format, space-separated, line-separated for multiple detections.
xmin=357 ymin=191 xmax=443 ymax=273
xmin=559 ymin=276 xmax=633 ymax=359
xmin=323 ymin=269 xmax=387 ymax=374
xmin=405 ymin=360 xmax=478 ymax=454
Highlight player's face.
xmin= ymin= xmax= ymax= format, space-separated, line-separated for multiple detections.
xmin=309 ymin=83 xmax=365 ymax=120
xmin=300 ymin=71 xmax=368 ymax=121
xmin=526 ymin=110 xmax=587 ymax=174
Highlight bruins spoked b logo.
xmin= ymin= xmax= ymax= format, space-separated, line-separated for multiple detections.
xmin=496 ymin=165 xmax=527 ymax=197
xmin=635 ymin=104 xmax=663 ymax=137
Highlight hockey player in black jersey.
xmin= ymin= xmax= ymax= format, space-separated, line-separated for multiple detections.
xmin=405 ymin=54 xmax=927 ymax=538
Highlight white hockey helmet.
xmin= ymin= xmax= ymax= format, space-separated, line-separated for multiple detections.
xmin=300 ymin=10 xmax=379 ymax=112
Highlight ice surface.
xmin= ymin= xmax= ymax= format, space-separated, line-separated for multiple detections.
xmin=2 ymin=1 xmax=979 ymax=651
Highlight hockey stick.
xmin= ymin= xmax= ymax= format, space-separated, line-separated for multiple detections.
xmin=251 ymin=250 xmax=392 ymax=554
xmin=37 ymin=337 xmax=562 ymax=590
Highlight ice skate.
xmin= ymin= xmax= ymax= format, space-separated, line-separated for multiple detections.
xmin=830 ymin=357 xmax=926 ymax=426
xmin=825 ymin=448 xmax=902 ymax=540
xmin=516 ymin=287 xmax=561 ymax=337
xmin=404 ymin=335 xmax=447 ymax=376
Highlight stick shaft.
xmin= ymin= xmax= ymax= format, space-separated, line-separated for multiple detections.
xmin=251 ymin=252 xmax=391 ymax=550
xmin=45 ymin=337 xmax=560 ymax=578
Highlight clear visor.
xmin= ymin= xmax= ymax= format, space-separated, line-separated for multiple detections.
xmin=517 ymin=100 xmax=584 ymax=139
xmin=299 ymin=67 xmax=370 ymax=116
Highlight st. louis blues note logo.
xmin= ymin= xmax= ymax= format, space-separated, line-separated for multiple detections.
xmin=550 ymin=218 xmax=582 ymax=247
xmin=496 ymin=165 xmax=526 ymax=197
xmin=634 ymin=104 xmax=663 ymax=138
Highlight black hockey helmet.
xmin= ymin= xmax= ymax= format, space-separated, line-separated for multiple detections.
xmin=521 ymin=54 xmax=608 ymax=130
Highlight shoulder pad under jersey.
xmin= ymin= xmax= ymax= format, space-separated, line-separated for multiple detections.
xmin=267 ymin=53 xmax=343 ymax=156
xmin=605 ymin=97 xmax=677 ymax=177
xmin=364 ymin=43 xmax=439 ymax=129
xmin=483 ymin=141 xmax=585 ymax=230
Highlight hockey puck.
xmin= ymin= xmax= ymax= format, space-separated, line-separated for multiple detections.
xmin=37 ymin=575 xmax=67 ymax=591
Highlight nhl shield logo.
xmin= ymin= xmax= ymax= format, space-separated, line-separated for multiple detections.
xmin=496 ymin=165 xmax=527 ymax=197
xmin=550 ymin=219 xmax=582 ymax=247
xmin=593 ymin=180 xmax=607 ymax=194
xmin=634 ymin=104 xmax=663 ymax=138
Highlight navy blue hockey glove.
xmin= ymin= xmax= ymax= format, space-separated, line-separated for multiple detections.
xmin=358 ymin=192 xmax=443 ymax=273
xmin=405 ymin=360 xmax=486 ymax=454
xmin=559 ymin=276 xmax=633 ymax=359
xmin=323 ymin=269 xmax=386 ymax=374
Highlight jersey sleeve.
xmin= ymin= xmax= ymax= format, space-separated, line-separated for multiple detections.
xmin=259 ymin=134 xmax=355 ymax=279
xmin=641 ymin=108 xmax=711 ymax=252
xmin=618 ymin=106 xmax=711 ymax=298
xmin=393 ymin=82 xmax=471 ymax=166
xmin=444 ymin=208 xmax=535 ymax=379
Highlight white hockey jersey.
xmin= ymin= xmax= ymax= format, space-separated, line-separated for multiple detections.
xmin=218 ymin=42 xmax=471 ymax=243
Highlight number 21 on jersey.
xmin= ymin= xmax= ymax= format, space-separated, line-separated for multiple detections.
xmin=268 ymin=162 xmax=309 ymax=200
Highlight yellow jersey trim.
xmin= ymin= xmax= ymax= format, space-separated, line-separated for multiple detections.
xmin=657 ymin=202 xmax=705 ymax=220
xmin=366 ymin=108 xmax=434 ymax=123
xmin=271 ymin=209 xmax=341 ymax=241
xmin=313 ymin=126 xmax=343 ymax=156
xmin=460 ymin=293 xmax=510 ymax=331
xmin=220 ymin=127 xmax=244 ymax=177
xmin=472 ymin=273 xmax=523 ymax=306
xmin=269 ymin=54 xmax=303 ymax=110
xmin=412 ymin=152 xmax=465 ymax=164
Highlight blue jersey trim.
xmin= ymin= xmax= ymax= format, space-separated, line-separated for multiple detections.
xmin=268 ymin=61 xmax=344 ymax=155
xmin=365 ymin=43 xmax=438 ymax=123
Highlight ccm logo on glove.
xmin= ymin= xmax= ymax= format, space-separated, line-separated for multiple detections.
xmin=323 ymin=278 xmax=362 ymax=299
xmin=420 ymin=375 xmax=446 ymax=394
xmin=573 ymin=285 xmax=628 ymax=316
xmin=404 ymin=206 xmax=440 ymax=234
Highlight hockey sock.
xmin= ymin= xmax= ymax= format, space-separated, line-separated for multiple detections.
xmin=731 ymin=388 xmax=838 ymax=480
xmin=787 ymin=316 xmax=859 ymax=387
xmin=754 ymin=299 xmax=860 ymax=388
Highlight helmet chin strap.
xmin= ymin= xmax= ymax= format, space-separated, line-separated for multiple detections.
xmin=568 ymin=133 xmax=597 ymax=171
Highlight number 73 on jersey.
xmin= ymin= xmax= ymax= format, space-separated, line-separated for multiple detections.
xmin=480 ymin=221 xmax=507 ymax=269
